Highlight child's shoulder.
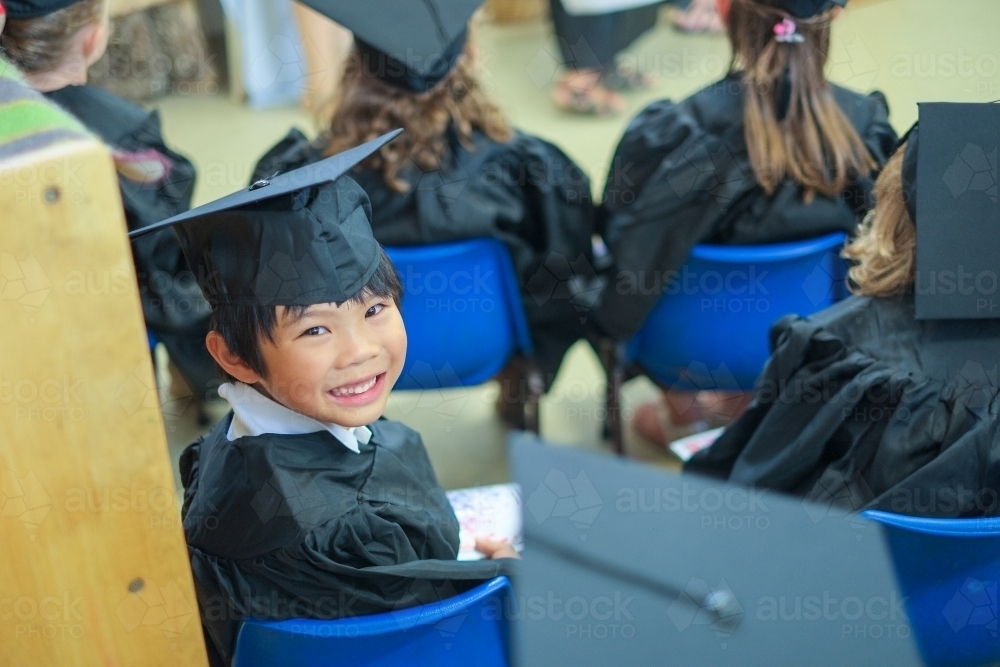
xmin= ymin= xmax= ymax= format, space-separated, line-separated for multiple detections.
xmin=43 ymin=85 xmax=150 ymax=144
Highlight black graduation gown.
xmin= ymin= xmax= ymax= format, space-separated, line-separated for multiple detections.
xmin=597 ymin=74 xmax=898 ymax=340
xmin=549 ymin=0 xmax=661 ymax=71
xmin=686 ymin=295 xmax=1000 ymax=518
xmin=43 ymin=85 xmax=215 ymax=398
xmin=180 ymin=416 xmax=512 ymax=667
xmin=253 ymin=126 xmax=598 ymax=382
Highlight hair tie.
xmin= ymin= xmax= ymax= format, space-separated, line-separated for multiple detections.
xmin=774 ymin=18 xmax=805 ymax=43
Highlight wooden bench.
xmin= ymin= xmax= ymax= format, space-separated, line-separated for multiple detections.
xmin=0 ymin=77 xmax=208 ymax=667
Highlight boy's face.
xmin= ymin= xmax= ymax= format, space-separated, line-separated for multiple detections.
xmin=255 ymin=296 xmax=406 ymax=427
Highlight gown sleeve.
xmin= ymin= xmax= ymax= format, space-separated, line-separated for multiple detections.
xmin=596 ymin=100 xmax=748 ymax=340
xmin=120 ymin=113 xmax=209 ymax=333
xmin=685 ymin=298 xmax=1000 ymax=519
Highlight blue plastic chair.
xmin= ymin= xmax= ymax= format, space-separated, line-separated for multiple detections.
xmin=861 ymin=510 xmax=1000 ymax=667
xmin=603 ymin=232 xmax=848 ymax=452
xmin=385 ymin=238 xmax=541 ymax=431
xmin=233 ymin=576 xmax=513 ymax=667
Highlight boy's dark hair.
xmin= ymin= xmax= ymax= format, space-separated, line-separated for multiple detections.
xmin=210 ymin=248 xmax=402 ymax=382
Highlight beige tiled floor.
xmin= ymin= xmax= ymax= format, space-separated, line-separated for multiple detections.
xmin=154 ymin=0 xmax=1000 ymax=491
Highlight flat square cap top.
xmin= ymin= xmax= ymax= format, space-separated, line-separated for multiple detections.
xmin=913 ymin=103 xmax=1000 ymax=320
xmin=296 ymin=0 xmax=483 ymax=91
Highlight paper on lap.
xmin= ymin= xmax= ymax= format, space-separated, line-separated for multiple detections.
xmin=447 ymin=483 xmax=523 ymax=561
xmin=668 ymin=427 xmax=725 ymax=462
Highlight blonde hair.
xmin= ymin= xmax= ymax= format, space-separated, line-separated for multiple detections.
xmin=727 ymin=0 xmax=876 ymax=202
xmin=323 ymin=40 xmax=512 ymax=194
xmin=842 ymin=144 xmax=914 ymax=297
xmin=0 ymin=0 xmax=106 ymax=74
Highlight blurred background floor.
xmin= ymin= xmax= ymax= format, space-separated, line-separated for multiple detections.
xmin=152 ymin=0 xmax=1000 ymax=492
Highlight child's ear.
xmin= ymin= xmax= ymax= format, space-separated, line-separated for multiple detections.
xmin=80 ymin=13 xmax=111 ymax=67
xmin=205 ymin=332 xmax=263 ymax=385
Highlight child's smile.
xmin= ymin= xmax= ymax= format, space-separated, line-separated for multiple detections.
xmin=326 ymin=373 xmax=386 ymax=406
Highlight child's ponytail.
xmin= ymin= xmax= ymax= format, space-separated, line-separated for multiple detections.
xmin=727 ymin=0 xmax=876 ymax=201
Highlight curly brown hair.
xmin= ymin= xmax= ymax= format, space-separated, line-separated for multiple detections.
xmin=322 ymin=40 xmax=513 ymax=193
xmin=728 ymin=0 xmax=876 ymax=201
xmin=0 ymin=0 xmax=106 ymax=74
xmin=842 ymin=144 xmax=914 ymax=297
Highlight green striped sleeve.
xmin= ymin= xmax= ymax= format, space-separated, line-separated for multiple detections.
xmin=0 ymin=56 xmax=90 ymax=155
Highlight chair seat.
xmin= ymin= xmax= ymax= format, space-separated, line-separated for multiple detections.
xmin=862 ymin=510 xmax=1000 ymax=667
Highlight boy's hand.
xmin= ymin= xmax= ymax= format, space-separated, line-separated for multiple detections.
xmin=475 ymin=537 xmax=521 ymax=560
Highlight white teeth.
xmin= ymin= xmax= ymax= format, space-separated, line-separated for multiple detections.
xmin=331 ymin=376 xmax=377 ymax=397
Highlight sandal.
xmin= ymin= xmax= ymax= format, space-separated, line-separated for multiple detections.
xmin=552 ymin=80 xmax=625 ymax=117
xmin=603 ymin=65 xmax=657 ymax=92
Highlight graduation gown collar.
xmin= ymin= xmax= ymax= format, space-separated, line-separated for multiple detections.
xmin=217 ymin=382 xmax=371 ymax=453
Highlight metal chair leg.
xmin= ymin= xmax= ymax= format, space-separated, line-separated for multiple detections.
xmin=600 ymin=339 xmax=625 ymax=456
xmin=523 ymin=364 xmax=544 ymax=435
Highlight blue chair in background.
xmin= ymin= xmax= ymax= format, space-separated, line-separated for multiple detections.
xmin=233 ymin=576 xmax=514 ymax=667
xmin=385 ymin=238 xmax=541 ymax=432
xmin=862 ymin=510 xmax=1000 ymax=667
xmin=603 ymin=232 xmax=848 ymax=453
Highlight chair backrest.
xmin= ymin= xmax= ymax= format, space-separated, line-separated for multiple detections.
xmin=385 ymin=239 xmax=533 ymax=390
xmin=233 ymin=576 xmax=513 ymax=667
xmin=0 ymin=88 xmax=208 ymax=664
xmin=627 ymin=232 xmax=848 ymax=390
xmin=862 ymin=510 xmax=1000 ymax=667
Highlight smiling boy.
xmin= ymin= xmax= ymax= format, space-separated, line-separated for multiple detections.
xmin=129 ymin=132 xmax=515 ymax=667
xmin=206 ymin=255 xmax=408 ymax=440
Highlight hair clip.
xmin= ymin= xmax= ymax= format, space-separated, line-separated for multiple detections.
xmin=774 ymin=18 xmax=805 ymax=43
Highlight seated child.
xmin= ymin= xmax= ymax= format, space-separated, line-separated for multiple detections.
xmin=127 ymin=133 xmax=516 ymax=667
xmin=597 ymin=0 xmax=898 ymax=444
xmin=252 ymin=0 xmax=599 ymax=419
xmin=1 ymin=0 xmax=216 ymax=401
xmin=686 ymin=130 xmax=1000 ymax=517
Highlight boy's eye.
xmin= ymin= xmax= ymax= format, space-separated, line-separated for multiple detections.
xmin=303 ymin=326 xmax=329 ymax=336
xmin=366 ymin=303 xmax=386 ymax=318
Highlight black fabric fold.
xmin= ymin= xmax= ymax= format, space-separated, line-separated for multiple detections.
xmin=686 ymin=295 xmax=1000 ymax=518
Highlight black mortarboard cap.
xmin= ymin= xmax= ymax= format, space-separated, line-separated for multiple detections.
xmin=771 ymin=0 xmax=846 ymax=18
xmin=913 ymin=103 xmax=1000 ymax=320
xmin=295 ymin=0 xmax=483 ymax=93
xmin=509 ymin=432 xmax=924 ymax=666
xmin=3 ymin=0 xmax=82 ymax=19
xmin=129 ymin=129 xmax=402 ymax=308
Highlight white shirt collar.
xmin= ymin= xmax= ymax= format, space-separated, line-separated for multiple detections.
xmin=217 ymin=382 xmax=371 ymax=453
